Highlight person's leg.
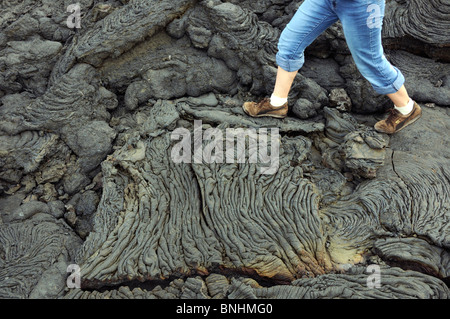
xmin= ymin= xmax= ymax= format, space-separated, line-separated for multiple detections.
xmin=337 ymin=0 xmax=421 ymax=133
xmin=338 ymin=0 xmax=404 ymax=96
xmin=386 ymin=84 xmax=413 ymax=113
xmin=243 ymin=0 xmax=338 ymax=117
xmin=387 ymin=85 xmax=409 ymax=108
xmin=274 ymin=0 xmax=339 ymax=96
xmin=271 ymin=67 xmax=298 ymax=101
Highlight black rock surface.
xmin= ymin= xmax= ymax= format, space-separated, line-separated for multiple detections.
xmin=0 ymin=0 xmax=449 ymax=299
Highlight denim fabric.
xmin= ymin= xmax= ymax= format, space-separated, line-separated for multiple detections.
xmin=276 ymin=0 xmax=405 ymax=95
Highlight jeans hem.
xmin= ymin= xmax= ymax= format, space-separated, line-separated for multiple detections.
xmin=276 ymin=52 xmax=304 ymax=72
xmin=371 ymin=68 xmax=405 ymax=95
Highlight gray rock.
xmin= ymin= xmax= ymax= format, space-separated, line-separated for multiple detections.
xmin=2 ymin=200 xmax=49 ymax=223
xmin=75 ymin=190 xmax=99 ymax=217
xmin=373 ymin=238 xmax=450 ymax=280
xmin=328 ymin=88 xmax=352 ymax=112
xmin=63 ymin=172 xmax=91 ymax=195
xmin=292 ymin=98 xmax=317 ymax=119
xmin=182 ymin=93 xmax=219 ymax=107
xmin=4 ymin=14 xmax=39 ymax=40
xmin=186 ymin=25 xmax=212 ymax=49
xmin=342 ymin=129 xmax=388 ymax=179
xmin=386 ymin=50 xmax=450 ymax=107
xmin=383 ymin=0 xmax=450 ymax=62
xmin=63 ymin=267 xmax=450 ymax=299
xmin=0 ymin=63 xmax=113 ymax=135
xmin=0 ymin=0 xmax=449 ymax=300
xmin=124 ymin=80 xmax=152 ymax=111
xmin=0 ymin=215 xmax=82 ymax=298
xmin=0 ymin=37 xmax=62 ymax=94
xmin=47 ymin=200 xmax=65 ymax=219
xmin=63 ymin=121 xmax=116 ymax=173
xmin=29 ymin=261 xmax=68 ymax=299
xmin=301 ymin=57 xmax=346 ymax=90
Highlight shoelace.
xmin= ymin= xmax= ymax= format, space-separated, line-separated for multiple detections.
xmin=259 ymin=97 xmax=270 ymax=105
xmin=385 ymin=108 xmax=402 ymax=124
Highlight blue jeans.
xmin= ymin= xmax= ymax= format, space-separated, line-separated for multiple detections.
xmin=276 ymin=0 xmax=405 ymax=95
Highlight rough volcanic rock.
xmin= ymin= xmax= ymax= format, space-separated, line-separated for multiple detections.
xmin=73 ymin=123 xmax=333 ymax=287
xmin=49 ymin=0 xmax=199 ymax=83
xmin=386 ymin=50 xmax=450 ymax=107
xmin=0 ymin=0 xmax=449 ymax=300
xmin=383 ymin=0 xmax=450 ymax=62
xmin=229 ymin=266 xmax=450 ymax=299
xmin=0 ymin=37 xmax=62 ymax=95
xmin=373 ymin=238 xmax=450 ymax=281
xmin=0 ymin=214 xmax=82 ymax=298
xmin=64 ymin=267 xmax=450 ymax=299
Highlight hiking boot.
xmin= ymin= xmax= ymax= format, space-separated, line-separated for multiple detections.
xmin=242 ymin=97 xmax=288 ymax=119
xmin=374 ymin=101 xmax=422 ymax=134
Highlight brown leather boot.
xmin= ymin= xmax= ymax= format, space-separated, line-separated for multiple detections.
xmin=242 ymin=97 xmax=288 ymax=119
xmin=374 ymin=102 xmax=422 ymax=134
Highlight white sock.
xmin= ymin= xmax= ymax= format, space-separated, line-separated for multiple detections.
xmin=270 ymin=94 xmax=288 ymax=107
xmin=394 ymin=98 xmax=414 ymax=115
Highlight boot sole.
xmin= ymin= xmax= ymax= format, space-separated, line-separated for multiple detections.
xmin=242 ymin=104 xmax=287 ymax=119
xmin=375 ymin=112 xmax=422 ymax=134
xmin=394 ymin=112 xmax=422 ymax=133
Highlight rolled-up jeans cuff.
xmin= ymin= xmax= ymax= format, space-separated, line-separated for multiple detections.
xmin=276 ymin=52 xmax=304 ymax=73
xmin=372 ymin=67 xmax=405 ymax=95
